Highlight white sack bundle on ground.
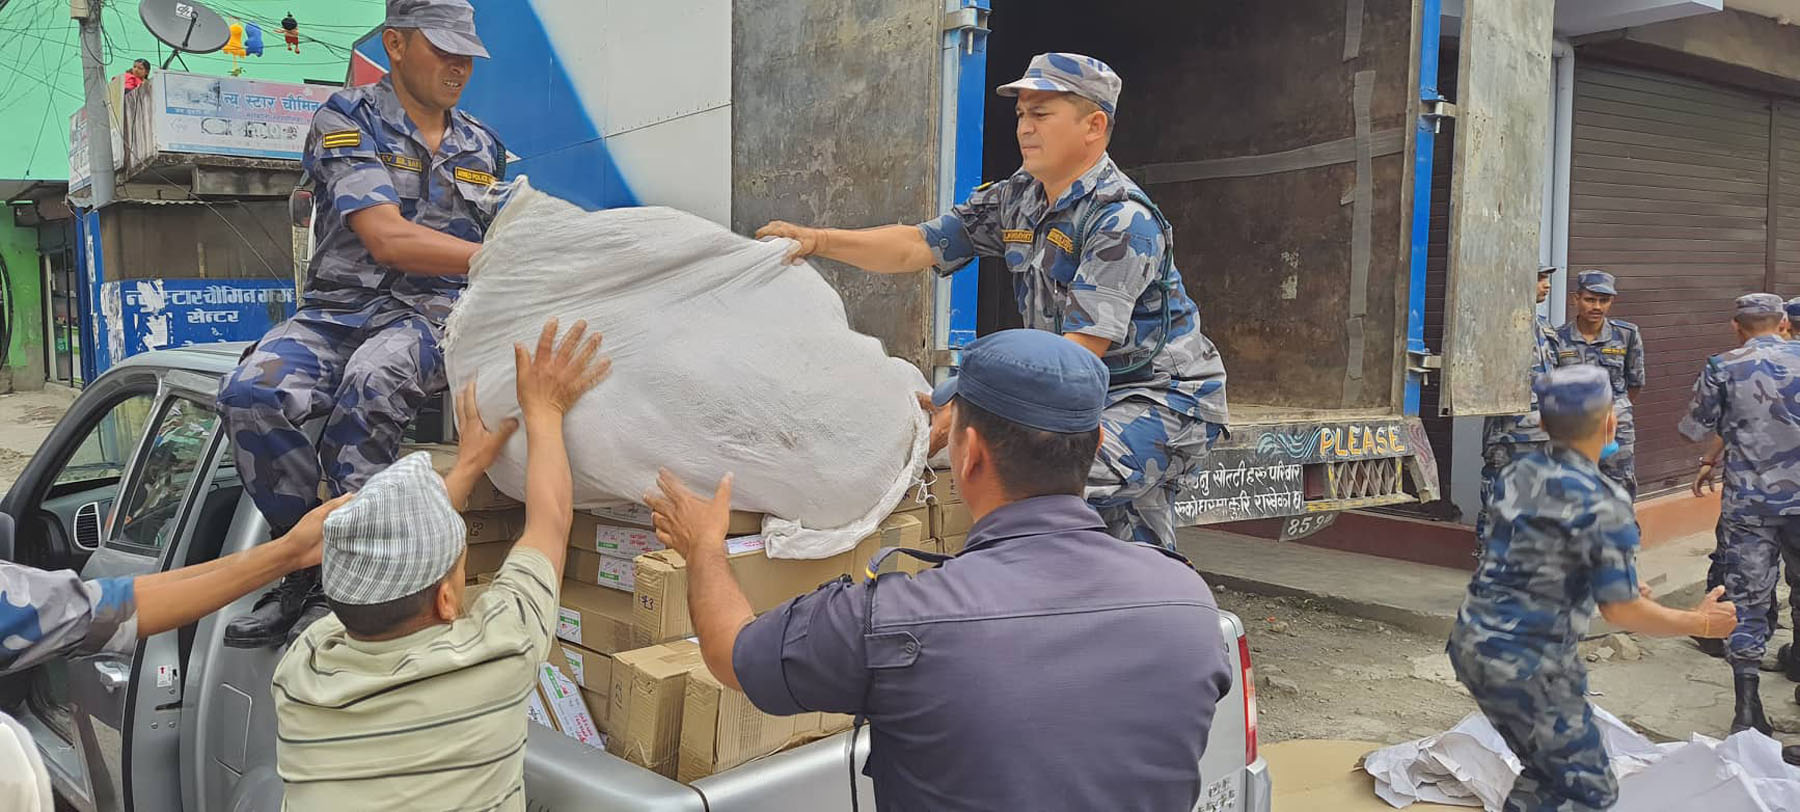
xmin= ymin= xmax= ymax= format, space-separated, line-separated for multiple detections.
xmin=1363 ymin=706 xmax=1800 ymax=811
xmin=445 ymin=178 xmax=929 ymax=559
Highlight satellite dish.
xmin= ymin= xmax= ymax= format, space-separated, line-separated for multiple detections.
xmin=140 ymin=0 xmax=231 ymax=69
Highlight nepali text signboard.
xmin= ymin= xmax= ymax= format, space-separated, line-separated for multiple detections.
xmin=150 ymin=72 xmax=331 ymax=161
xmin=99 ymin=278 xmax=295 ymax=370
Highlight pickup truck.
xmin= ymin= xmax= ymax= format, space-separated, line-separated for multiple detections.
xmin=0 ymin=344 xmax=1271 ymax=812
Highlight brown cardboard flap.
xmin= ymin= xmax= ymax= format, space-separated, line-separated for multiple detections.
xmin=464 ymin=510 xmax=524 ymax=545
xmin=557 ymin=579 xmax=637 ymax=654
xmin=607 ymin=640 xmax=704 ymax=778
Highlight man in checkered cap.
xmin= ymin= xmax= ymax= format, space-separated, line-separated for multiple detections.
xmin=272 ymin=319 xmax=610 ymax=811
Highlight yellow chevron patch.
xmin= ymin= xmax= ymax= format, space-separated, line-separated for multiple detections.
xmin=1046 ymin=227 xmax=1074 ymax=253
xmin=378 ymin=152 xmax=422 ymax=172
xmin=454 ymin=166 xmax=497 ymax=186
xmin=1001 ymin=229 xmax=1033 ymax=244
xmin=319 ymin=130 xmax=362 ymax=149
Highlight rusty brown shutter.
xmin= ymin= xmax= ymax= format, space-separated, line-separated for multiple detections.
xmin=1568 ymin=62 xmax=1772 ymax=495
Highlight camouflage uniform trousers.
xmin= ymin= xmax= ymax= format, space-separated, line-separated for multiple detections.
xmin=1476 ymin=439 xmax=1545 ymax=545
xmin=1717 ymin=513 xmax=1800 ymax=675
xmin=1705 ymin=516 xmax=1786 ymax=631
xmin=1086 ymin=396 xmax=1223 ymax=549
xmin=1599 ymin=445 xmax=1636 ymax=501
xmin=1447 ymin=642 xmax=1615 ymax=811
xmin=216 ymin=297 xmax=448 ymax=535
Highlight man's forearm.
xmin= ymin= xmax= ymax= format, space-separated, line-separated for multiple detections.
xmin=514 ymin=412 xmax=574 ymax=577
xmin=817 ymin=225 xmax=935 ymax=274
xmin=134 ymin=537 xmax=305 ymax=637
xmin=1600 ymin=597 xmax=1706 ymax=638
xmin=379 ymin=224 xmax=480 ymax=277
xmin=444 ymin=461 xmax=483 ymax=512
xmin=688 ymin=548 xmax=755 ymax=691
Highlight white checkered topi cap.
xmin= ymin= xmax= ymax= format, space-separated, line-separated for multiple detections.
xmin=321 ymin=452 xmax=467 ymax=605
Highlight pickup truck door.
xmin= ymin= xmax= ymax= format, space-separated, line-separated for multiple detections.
xmin=64 ymin=372 xmax=228 ymax=812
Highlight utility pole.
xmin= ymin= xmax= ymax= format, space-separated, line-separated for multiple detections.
xmin=72 ymin=0 xmax=115 ymax=207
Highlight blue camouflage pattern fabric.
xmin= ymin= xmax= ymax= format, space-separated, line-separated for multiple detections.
xmin=1477 ymin=315 xmax=1560 ymax=540
xmin=0 ymin=564 xmax=136 ymax=674
xmin=1677 ymin=334 xmax=1800 ymax=518
xmin=1449 ymin=444 xmax=1639 ymax=811
xmin=1088 ymin=400 xmax=1224 ymax=548
xmin=919 ymin=155 xmax=1229 ymax=547
xmin=1554 ymin=319 xmax=1646 ymax=498
xmin=1678 ymin=333 xmax=1800 ymax=675
xmin=217 ymin=77 xmax=503 ymax=534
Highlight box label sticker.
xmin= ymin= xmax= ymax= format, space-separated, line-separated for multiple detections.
xmin=557 ymin=607 xmax=582 ymax=644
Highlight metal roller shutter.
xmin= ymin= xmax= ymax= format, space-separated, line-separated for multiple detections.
xmin=1569 ymin=62 xmax=1771 ymax=495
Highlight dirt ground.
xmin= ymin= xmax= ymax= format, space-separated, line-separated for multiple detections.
xmin=0 ymin=387 xmax=79 ymax=494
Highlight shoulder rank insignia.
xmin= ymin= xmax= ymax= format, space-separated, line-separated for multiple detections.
xmin=454 ymin=167 xmax=498 ymax=187
xmin=319 ymin=129 xmax=362 ymax=149
xmin=973 ymin=180 xmax=997 ymax=192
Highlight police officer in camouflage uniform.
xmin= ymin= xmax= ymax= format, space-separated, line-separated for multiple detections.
xmin=0 ymin=497 xmax=344 ymax=806
xmin=215 ymin=0 xmax=506 ymax=647
xmin=756 ymin=53 xmax=1228 ymax=549
xmin=1451 ymin=365 xmax=1733 ymax=812
xmin=1679 ymin=293 xmax=1800 ymax=735
xmin=1475 ymin=265 xmax=1560 ymax=544
xmin=1554 ymin=270 xmax=1646 ymax=499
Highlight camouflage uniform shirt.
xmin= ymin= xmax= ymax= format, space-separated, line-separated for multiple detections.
xmin=0 ymin=564 xmax=137 ymax=674
xmin=1553 ymin=319 xmax=1646 ymax=441
xmin=1678 ymin=334 xmax=1800 ymax=517
xmin=1482 ymin=314 xmax=1560 ymax=447
xmin=1455 ymin=444 xmax=1640 ymax=660
xmin=302 ymin=77 xmax=505 ymax=325
xmin=918 ymin=155 xmax=1229 ymax=425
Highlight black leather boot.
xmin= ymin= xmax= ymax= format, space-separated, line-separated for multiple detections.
xmin=225 ymin=568 xmax=324 ymax=649
xmin=1732 ymin=673 xmax=1774 ymax=736
xmin=1782 ymin=644 xmax=1800 ymax=683
xmin=1785 ymin=744 xmax=1800 ymax=766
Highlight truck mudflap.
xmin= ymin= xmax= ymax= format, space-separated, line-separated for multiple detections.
xmin=1176 ymin=417 xmax=1439 ymax=525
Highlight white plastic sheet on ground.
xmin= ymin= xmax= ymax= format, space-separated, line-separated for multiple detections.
xmin=1363 ymin=705 xmax=1800 ymax=811
xmin=444 ymin=178 xmax=929 ymax=559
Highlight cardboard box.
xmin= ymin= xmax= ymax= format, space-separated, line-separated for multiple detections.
xmin=631 ymin=514 xmax=925 ymax=647
xmin=557 ymin=579 xmax=638 ymax=654
xmin=526 ymin=686 xmax=556 ymax=730
xmin=925 ymin=467 xmax=958 ymax=504
xmin=537 ymin=662 xmax=605 ymax=749
xmin=569 ymin=514 xmax=665 ymax=556
xmin=465 ymin=510 xmax=523 ymax=545
xmin=888 ymin=502 xmax=930 ymax=531
xmin=411 ymin=443 xmax=523 ymax=511
xmin=557 ymin=641 xmax=614 ymax=695
xmin=566 ymin=548 xmax=638 ymax=592
xmin=581 ymin=688 xmax=612 ymax=734
xmin=608 ymin=640 xmax=705 ymax=777
xmin=931 ymin=501 xmax=972 ymax=539
xmin=940 ymin=533 xmax=968 ymax=555
xmin=465 ymin=542 xmax=510 ymax=576
xmin=895 ymin=536 xmax=943 ymax=575
xmin=678 ymin=668 xmax=817 ymax=782
xmin=585 ymin=504 xmax=764 ymax=536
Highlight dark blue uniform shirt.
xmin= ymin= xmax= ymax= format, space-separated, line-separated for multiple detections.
xmin=733 ymin=494 xmax=1233 ymax=811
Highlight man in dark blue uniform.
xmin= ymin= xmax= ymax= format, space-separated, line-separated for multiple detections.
xmin=646 ymin=329 xmax=1233 ymax=811
xmin=216 ymin=0 xmax=507 ymax=646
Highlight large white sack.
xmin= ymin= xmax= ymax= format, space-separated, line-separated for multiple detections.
xmin=444 ymin=178 xmax=929 ymax=559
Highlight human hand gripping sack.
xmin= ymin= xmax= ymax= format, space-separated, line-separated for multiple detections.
xmin=645 ymin=470 xmax=735 ymax=561
xmin=514 ymin=318 xmax=611 ymax=421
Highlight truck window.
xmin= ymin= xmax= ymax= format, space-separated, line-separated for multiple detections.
xmin=109 ymin=397 xmax=219 ymax=552
xmin=54 ymin=394 xmax=155 ymax=488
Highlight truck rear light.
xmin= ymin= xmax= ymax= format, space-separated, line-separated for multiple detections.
xmin=1238 ymin=632 xmax=1258 ymax=765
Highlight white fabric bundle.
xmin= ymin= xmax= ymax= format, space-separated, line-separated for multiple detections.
xmin=445 ymin=178 xmax=929 ymax=558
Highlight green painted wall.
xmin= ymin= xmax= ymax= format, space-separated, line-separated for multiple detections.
xmin=0 ymin=209 xmax=45 ymax=385
xmin=0 ymin=0 xmax=384 ymax=182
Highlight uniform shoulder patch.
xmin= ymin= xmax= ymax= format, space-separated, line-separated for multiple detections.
xmin=453 ymin=166 xmax=497 ymax=187
xmin=1001 ymin=229 xmax=1034 ymax=244
xmin=1045 ymin=227 xmax=1074 ymax=253
xmin=320 ymin=129 xmax=362 ymax=149
xmin=973 ymin=180 xmax=997 ymax=192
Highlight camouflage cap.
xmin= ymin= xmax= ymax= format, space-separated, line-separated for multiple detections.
xmin=997 ymin=53 xmax=1122 ymax=115
xmin=1737 ymin=293 xmax=1785 ymax=318
xmin=1538 ymin=265 xmax=1559 ymax=277
xmin=1786 ymin=297 xmax=1800 ymax=321
xmin=386 ymin=0 xmax=487 ymax=58
xmin=1576 ymin=270 xmax=1617 ymax=296
xmin=1535 ymin=365 xmax=1613 ymax=420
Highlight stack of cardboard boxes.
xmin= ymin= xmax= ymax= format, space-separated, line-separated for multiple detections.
xmin=413 ymin=444 xmax=963 ymax=781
